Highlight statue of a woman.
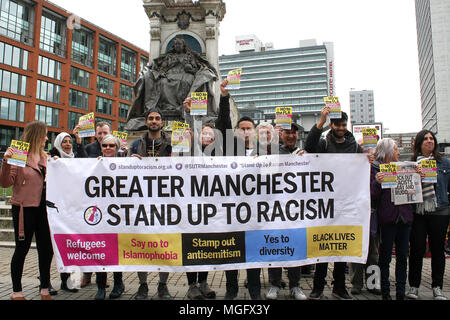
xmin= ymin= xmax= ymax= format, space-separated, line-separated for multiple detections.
xmin=126 ymin=37 xmax=218 ymax=131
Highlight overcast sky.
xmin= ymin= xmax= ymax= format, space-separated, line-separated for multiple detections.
xmin=51 ymin=0 xmax=423 ymax=134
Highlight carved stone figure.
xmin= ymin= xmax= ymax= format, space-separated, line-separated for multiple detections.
xmin=126 ymin=37 xmax=218 ymax=131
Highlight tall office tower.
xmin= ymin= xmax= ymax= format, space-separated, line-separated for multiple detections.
xmin=219 ymin=37 xmax=335 ymax=138
xmin=415 ymin=0 xmax=450 ymax=146
xmin=349 ymin=90 xmax=375 ymax=124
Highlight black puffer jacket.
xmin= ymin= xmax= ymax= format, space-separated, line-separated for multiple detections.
xmin=305 ymin=124 xmax=363 ymax=154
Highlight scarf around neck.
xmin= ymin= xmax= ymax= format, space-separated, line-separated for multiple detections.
xmin=416 ymin=155 xmax=437 ymax=214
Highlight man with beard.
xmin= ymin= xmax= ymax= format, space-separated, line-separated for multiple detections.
xmin=129 ymin=107 xmax=173 ymax=300
xmin=304 ymin=106 xmax=362 ymax=300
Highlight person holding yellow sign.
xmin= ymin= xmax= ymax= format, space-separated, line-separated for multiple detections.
xmin=407 ymin=130 xmax=450 ymax=300
xmin=305 ymin=106 xmax=362 ymax=300
xmin=372 ymin=138 xmax=414 ymax=300
xmin=1 ymin=121 xmax=53 ymax=300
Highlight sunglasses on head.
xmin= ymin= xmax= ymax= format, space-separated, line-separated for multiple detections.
xmin=101 ymin=144 xmax=116 ymax=148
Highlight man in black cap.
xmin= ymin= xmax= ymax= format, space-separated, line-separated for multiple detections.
xmin=129 ymin=107 xmax=173 ymax=300
xmin=305 ymin=106 xmax=362 ymax=300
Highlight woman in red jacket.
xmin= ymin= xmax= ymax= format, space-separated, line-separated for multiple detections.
xmin=0 ymin=121 xmax=53 ymax=300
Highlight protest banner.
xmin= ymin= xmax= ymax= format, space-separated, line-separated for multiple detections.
xmin=46 ymin=154 xmax=370 ymax=273
xmin=171 ymin=122 xmax=191 ymax=153
xmin=7 ymin=140 xmax=30 ymax=167
xmin=78 ymin=112 xmax=95 ymax=138
xmin=420 ymin=159 xmax=437 ymax=183
xmin=190 ymin=92 xmax=208 ymax=116
xmin=391 ymin=162 xmax=423 ymax=205
xmin=362 ymin=128 xmax=378 ymax=149
xmin=275 ymin=107 xmax=293 ymax=130
xmin=323 ymin=96 xmax=341 ymax=119
xmin=226 ymin=68 xmax=242 ymax=90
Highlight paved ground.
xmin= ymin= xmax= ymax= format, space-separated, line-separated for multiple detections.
xmin=0 ymin=246 xmax=448 ymax=301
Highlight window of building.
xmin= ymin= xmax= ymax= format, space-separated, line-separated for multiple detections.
xmin=69 ymin=88 xmax=89 ymax=110
xmin=0 ymin=68 xmax=26 ymax=95
xmin=96 ymin=96 xmax=113 ymax=115
xmin=0 ymin=125 xmax=17 ymax=150
xmin=97 ymin=75 xmax=114 ymax=96
xmin=38 ymin=55 xmax=62 ymax=80
xmin=95 ymin=117 xmax=111 ymax=127
xmin=35 ymin=104 xmax=59 ymax=127
xmin=140 ymin=56 xmax=148 ymax=73
xmin=0 ymin=41 xmax=28 ymax=69
xmin=0 ymin=0 xmax=33 ymax=45
xmin=118 ymin=122 xmax=126 ymax=131
xmin=120 ymin=47 xmax=136 ymax=82
xmin=72 ymin=27 xmax=93 ymax=67
xmin=119 ymin=83 xmax=133 ymax=102
xmin=119 ymin=102 xmax=129 ymax=119
xmin=36 ymin=80 xmax=60 ymax=103
xmin=70 ymin=66 xmax=90 ymax=88
xmin=98 ymin=37 xmax=116 ymax=75
xmin=0 ymin=96 xmax=25 ymax=121
xmin=40 ymin=11 xmax=66 ymax=57
xmin=68 ymin=111 xmax=83 ymax=130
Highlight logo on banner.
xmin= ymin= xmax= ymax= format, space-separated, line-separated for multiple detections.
xmin=109 ymin=163 xmax=117 ymax=171
xmin=84 ymin=206 xmax=102 ymax=226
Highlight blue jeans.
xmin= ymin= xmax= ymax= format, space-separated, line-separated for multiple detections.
xmin=378 ymin=223 xmax=411 ymax=296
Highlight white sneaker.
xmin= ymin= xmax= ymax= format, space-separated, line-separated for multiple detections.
xmin=266 ymin=286 xmax=280 ymax=300
xmin=406 ymin=287 xmax=419 ymax=300
xmin=433 ymin=287 xmax=447 ymax=300
xmin=291 ymin=286 xmax=307 ymax=300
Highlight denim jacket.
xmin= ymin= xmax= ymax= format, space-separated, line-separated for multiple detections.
xmin=435 ymin=157 xmax=450 ymax=209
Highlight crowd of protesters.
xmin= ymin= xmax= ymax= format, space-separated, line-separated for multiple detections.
xmin=0 ymin=79 xmax=448 ymax=301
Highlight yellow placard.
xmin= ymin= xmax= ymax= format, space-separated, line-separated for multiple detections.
xmin=275 ymin=107 xmax=293 ymax=115
xmin=323 ymin=96 xmax=340 ymax=105
xmin=362 ymin=128 xmax=377 ymax=136
xmin=380 ymin=163 xmax=397 ymax=173
xmin=172 ymin=121 xmax=190 ymax=130
xmin=306 ymin=226 xmax=363 ymax=258
xmin=191 ymin=92 xmax=208 ymax=101
xmin=11 ymin=140 xmax=30 ymax=152
xmin=113 ymin=131 xmax=128 ymax=142
xmin=118 ymin=233 xmax=182 ymax=266
xmin=420 ymin=160 xmax=436 ymax=169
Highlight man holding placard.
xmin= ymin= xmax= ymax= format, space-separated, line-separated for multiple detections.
xmin=84 ymin=121 xmax=112 ymax=159
xmin=128 ymin=107 xmax=173 ymax=300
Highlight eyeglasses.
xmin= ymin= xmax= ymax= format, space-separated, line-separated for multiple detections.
xmin=101 ymin=144 xmax=116 ymax=148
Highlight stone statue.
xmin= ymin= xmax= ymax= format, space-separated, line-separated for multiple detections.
xmin=126 ymin=37 xmax=219 ymax=131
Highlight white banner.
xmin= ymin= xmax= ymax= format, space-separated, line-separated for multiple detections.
xmin=46 ymin=154 xmax=370 ymax=273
